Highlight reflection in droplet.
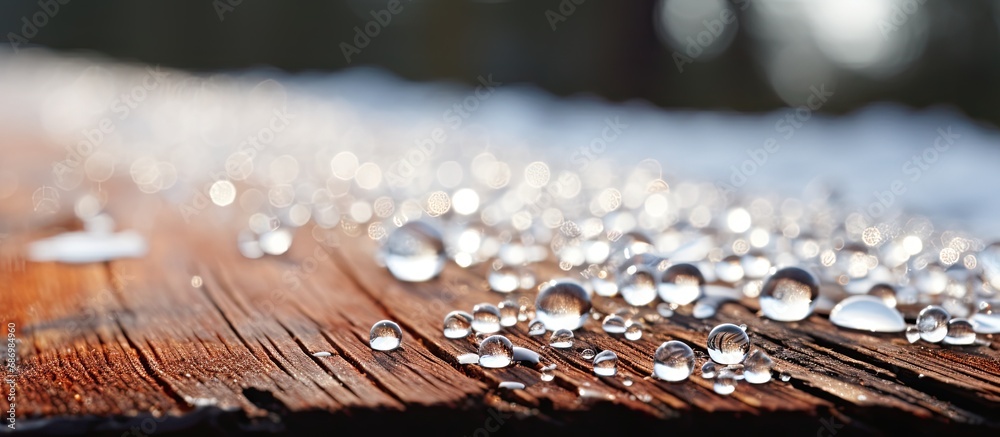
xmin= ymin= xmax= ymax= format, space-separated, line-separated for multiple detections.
xmin=943 ymin=318 xmax=976 ymax=345
xmin=653 ymin=341 xmax=694 ymax=382
xmin=369 ymin=320 xmax=402 ymax=351
xmin=759 ymin=267 xmax=819 ymax=322
xmin=443 ymin=311 xmax=473 ymax=339
xmin=829 ymin=295 xmax=906 ymax=333
xmin=535 ymin=280 xmax=592 ymax=331
xmin=472 ymin=303 xmax=502 ymax=334
xmin=916 ymin=305 xmax=949 ymax=343
xmin=383 ymin=221 xmax=446 ymax=282
xmin=706 ymin=323 xmax=750 ymax=365
xmin=478 ymin=335 xmax=514 ymax=368
xmin=593 ymin=350 xmax=618 ymax=376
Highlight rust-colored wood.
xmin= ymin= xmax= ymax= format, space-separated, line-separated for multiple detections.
xmin=2 ymin=178 xmax=1000 ymax=436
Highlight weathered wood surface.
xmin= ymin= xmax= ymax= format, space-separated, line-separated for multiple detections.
xmin=2 ymin=180 xmax=1000 ymax=436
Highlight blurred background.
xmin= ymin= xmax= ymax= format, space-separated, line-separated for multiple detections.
xmin=2 ymin=0 xmax=1000 ymax=124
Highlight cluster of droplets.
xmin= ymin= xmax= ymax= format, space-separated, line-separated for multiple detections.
xmin=699 ymin=323 xmax=778 ymax=395
xmin=906 ymin=305 xmax=979 ymax=346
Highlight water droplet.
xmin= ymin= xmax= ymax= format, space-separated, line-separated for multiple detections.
xmin=540 ymin=364 xmax=556 ymax=381
xmin=472 ymin=303 xmax=502 ymax=333
xmin=488 ymin=263 xmax=519 ymax=293
xmin=622 ymin=376 xmax=634 ymax=386
xmin=701 ymin=361 xmax=717 ymax=379
xmin=760 ymin=267 xmax=820 ymax=322
xmin=259 ymin=227 xmax=293 ymax=255
xmin=743 ymin=350 xmax=774 ymax=384
xmin=498 ymin=300 xmax=519 ymax=327
xmin=384 ymin=221 xmax=446 ymax=282
xmin=535 ymin=280 xmax=592 ymax=331
xmin=741 ymin=252 xmax=772 ymax=279
xmin=593 ymin=350 xmax=618 ymax=376
xmin=706 ymin=323 xmax=750 ymax=365
xmin=738 ymin=324 xmax=747 ymax=331
xmin=312 ymin=351 xmax=332 ymax=357
xmin=478 ymin=335 xmax=514 ymax=368
xmin=656 ymin=302 xmax=675 ymax=318
xmin=617 ymin=254 xmax=663 ymax=306
xmin=498 ymin=381 xmax=525 ymax=390
xmin=779 ymin=371 xmax=792 ymax=382
xmin=692 ymin=297 xmax=722 ymax=319
xmin=443 ymin=311 xmax=473 ymax=339
xmin=602 ymin=314 xmax=628 ymax=334
xmin=943 ymin=318 xmax=976 ymax=345
xmin=970 ymin=300 xmax=1000 ymax=334
xmin=580 ymin=349 xmax=596 ymax=360
xmin=905 ymin=325 xmax=920 ymax=343
xmin=658 ymin=263 xmax=705 ymax=306
xmin=917 ymin=305 xmax=949 ymax=343
xmin=653 ymin=341 xmax=694 ymax=381
xmin=528 ymin=319 xmax=546 ymax=336
xmin=867 ymin=283 xmax=898 ymax=308
xmin=624 ymin=323 xmax=643 ymax=341
xmin=714 ymin=368 xmax=738 ymax=395
xmin=715 ymin=255 xmax=745 ymax=283
xmin=829 ymin=295 xmax=906 ymax=332
xmin=457 ymin=353 xmax=480 ymax=364
xmin=369 ymin=320 xmax=402 ymax=351
xmin=513 ymin=347 xmax=540 ymax=365
xmin=549 ymin=329 xmax=574 ymax=348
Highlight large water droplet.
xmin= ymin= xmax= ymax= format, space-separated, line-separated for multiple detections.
xmin=384 ymin=221 xmax=446 ymax=282
xmin=653 ymin=341 xmax=694 ymax=381
xmin=478 ymin=335 xmax=514 ymax=368
xmin=971 ymin=300 xmax=1000 ymax=334
xmin=528 ymin=319 xmax=546 ymax=336
xmin=714 ymin=368 xmax=738 ymax=395
xmin=943 ymin=318 xmax=976 ymax=345
xmin=549 ymin=329 xmax=574 ymax=348
xmin=743 ymin=350 xmax=774 ymax=384
xmin=617 ymin=254 xmax=664 ymax=306
xmin=602 ymin=314 xmax=628 ymax=334
xmin=706 ymin=323 xmax=750 ymax=365
xmin=829 ymin=295 xmax=906 ymax=332
xmin=658 ymin=263 xmax=704 ymax=306
xmin=488 ymin=263 xmax=519 ymax=293
xmin=593 ymin=350 xmax=618 ymax=376
xmin=535 ymin=280 xmax=592 ymax=331
xmin=513 ymin=347 xmax=540 ymax=364
xmin=760 ymin=267 xmax=819 ymax=322
xmin=498 ymin=300 xmax=519 ymax=327
xmin=369 ymin=320 xmax=402 ymax=351
xmin=472 ymin=303 xmax=502 ymax=333
xmin=867 ymin=283 xmax=898 ymax=308
xmin=443 ymin=311 xmax=473 ymax=338
xmin=917 ymin=305 xmax=949 ymax=343
xmin=624 ymin=323 xmax=643 ymax=341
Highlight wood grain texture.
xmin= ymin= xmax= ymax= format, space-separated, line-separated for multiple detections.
xmin=2 ymin=182 xmax=1000 ymax=437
